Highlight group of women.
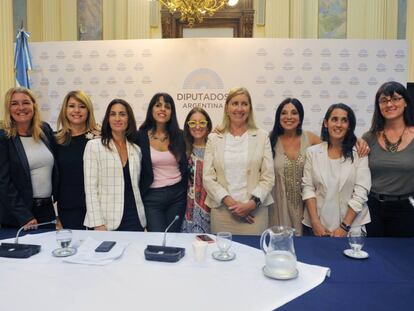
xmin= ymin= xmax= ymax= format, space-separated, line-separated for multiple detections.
xmin=1 ymin=81 xmax=413 ymax=237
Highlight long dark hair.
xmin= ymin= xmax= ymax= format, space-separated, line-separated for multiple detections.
xmin=140 ymin=92 xmax=184 ymax=161
xmin=269 ymin=98 xmax=304 ymax=157
xmin=369 ymin=81 xmax=414 ymax=134
xmin=183 ymin=107 xmax=213 ymax=156
xmin=101 ymin=98 xmax=137 ymax=149
xmin=321 ymin=103 xmax=356 ymax=162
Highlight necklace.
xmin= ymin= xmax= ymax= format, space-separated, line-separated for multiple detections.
xmin=149 ymin=131 xmax=168 ymax=143
xmin=383 ymin=127 xmax=406 ymax=153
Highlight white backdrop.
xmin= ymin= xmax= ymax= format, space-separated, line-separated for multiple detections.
xmin=28 ymin=38 xmax=407 ymax=136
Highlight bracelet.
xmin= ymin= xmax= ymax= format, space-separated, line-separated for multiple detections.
xmin=340 ymin=222 xmax=351 ymax=232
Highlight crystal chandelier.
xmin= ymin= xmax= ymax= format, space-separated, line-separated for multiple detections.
xmin=159 ymin=0 xmax=239 ymax=27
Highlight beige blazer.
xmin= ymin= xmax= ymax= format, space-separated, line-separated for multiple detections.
xmin=302 ymin=142 xmax=371 ymax=230
xmin=83 ymin=139 xmax=146 ymax=230
xmin=203 ymin=129 xmax=275 ymax=235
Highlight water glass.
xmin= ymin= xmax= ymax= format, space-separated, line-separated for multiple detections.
xmin=53 ymin=229 xmax=76 ymax=257
xmin=348 ymin=229 xmax=366 ymax=255
xmin=216 ymin=232 xmax=232 ymax=255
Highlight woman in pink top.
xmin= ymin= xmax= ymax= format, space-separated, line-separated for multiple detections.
xmin=135 ymin=93 xmax=187 ymax=232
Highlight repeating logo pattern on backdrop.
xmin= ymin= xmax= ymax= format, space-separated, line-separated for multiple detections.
xmin=28 ymin=39 xmax=407 ymax=135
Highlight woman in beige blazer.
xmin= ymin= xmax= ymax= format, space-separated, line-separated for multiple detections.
xmin=302 ymin=103 xmax=371 ymax=237
xmin=84 ymin=99 xmax=146 ymax=231
xmin=203 ymin=87 xmax=274 ymax=235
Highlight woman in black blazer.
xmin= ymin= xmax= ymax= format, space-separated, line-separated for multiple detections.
xmin=0 ymin=87 xmax=57 ymax=229
xmin=135 ymin=93 xmax=187 ymax=232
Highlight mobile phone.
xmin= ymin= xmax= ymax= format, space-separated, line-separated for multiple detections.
xmin=196 ymin=234 xmax=215 ymax=243
xmin=95 ymin=241 xmax=116 ymax=252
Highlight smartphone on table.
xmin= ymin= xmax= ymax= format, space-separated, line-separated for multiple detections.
xmin=196 ymin=234 xmax=215 ymax=243
xmin=95 ymin=241 xmax=116 ymax=252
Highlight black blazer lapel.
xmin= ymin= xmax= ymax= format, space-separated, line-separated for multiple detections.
xmin=11 ymin=136 xmax=31 ymax=183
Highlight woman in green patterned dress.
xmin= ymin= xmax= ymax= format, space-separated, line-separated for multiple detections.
xmin=269 ymin=98 xmax=320 ymax=236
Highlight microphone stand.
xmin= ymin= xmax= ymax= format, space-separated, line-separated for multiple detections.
xmin=0 ymin=219 xmax=57 ymax=259
xmin=15 ymin=219 xmax=57 ymax=243
xmin=162 ymin=215 xmax=179 ymax=247
xmin=144 ymin=215 xmax=185 ymax=263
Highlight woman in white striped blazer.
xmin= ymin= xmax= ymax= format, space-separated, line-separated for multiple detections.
xmin=83 ymin=99 xmax=146 ymax=231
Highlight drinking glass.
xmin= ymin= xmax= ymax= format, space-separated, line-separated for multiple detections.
xmin=53 ymin=229 xmax=76 ymax=257
xmin=348 ymin=229 xmax=366 ymax=256
xmin=217 ymin=232 xmax=232 ymax=255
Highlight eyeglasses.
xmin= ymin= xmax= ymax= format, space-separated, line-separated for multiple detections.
xmin=379 ymin=96 xmax=404 ymax=105
xmin=187 ymin=120 xmax=208 ymax=128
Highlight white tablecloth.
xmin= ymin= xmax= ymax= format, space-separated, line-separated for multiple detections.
xmin=0 ymin=231 xmax=330 ymax=311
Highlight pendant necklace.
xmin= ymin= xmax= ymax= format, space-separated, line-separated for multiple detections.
xmin=383 ymin=127 xmax=406 ymax=153
xmin=149 ymin=131 xmax=168 ymax=143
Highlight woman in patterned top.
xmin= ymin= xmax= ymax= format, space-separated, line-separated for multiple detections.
xmin=270 ymin=98 xmax=370 ymax=236
xmin=181 ymin=108 xmax=212 ymax=233
xmin=269 ymin=98 xmax=320 ymax=236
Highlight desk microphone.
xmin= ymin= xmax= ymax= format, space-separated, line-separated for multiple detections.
xmin=0 ymin=219 xmax=57 ymax=259
xmin=144 ymin=215 xmax=185 ymax=263
xmin=162 ymin=215 xmax=179 ymax=247
xmin=15 ymin=219 xmax=57 ymax=243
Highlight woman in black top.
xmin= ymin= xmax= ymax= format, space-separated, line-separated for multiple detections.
xmin=135 ymin=93 xmax=187 ymax=232
xmin=55 ymin=90 xmax=100 ymax=229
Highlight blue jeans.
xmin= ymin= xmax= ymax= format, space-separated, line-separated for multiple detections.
xmin=143 ymin=182 xmax=186 ymax=232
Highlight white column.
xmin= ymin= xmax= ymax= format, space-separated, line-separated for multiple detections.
xmin=103 ymin=0 xmax=115 ymax=39
xmin=265 ymin=0 xmax=290 ymax=38
xmin=61 ymin=0 xmax=77 ymax=40
xmin=290 ymin=0 xmax=317 ymax=38
xmin=290 ymin=0 xmax=303 ymax=38
xmin=366 ymin=0 xmax=386 ymax=39
xmin=0 ymin=0 xmax=14 ymax=118
xmin=347 ymin=0 xmax=367 ymax=38
xmin=302 ymin=0 xmax=318 ymax=38
xmin=42 ymin=0 xmax=62 ymax=41
xmin=407 ymin=0 xmax=414 ymax=81
xmin=115 ymin=0 xmax=127 ymax=39
xmin=127 ymin=0 xmax=150 ymax=39
xmin=27 ymin=0 xmax=43 ymax=41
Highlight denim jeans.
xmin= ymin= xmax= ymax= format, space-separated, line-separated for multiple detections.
xmin=143 ymin=182 xmax=186 ymax=232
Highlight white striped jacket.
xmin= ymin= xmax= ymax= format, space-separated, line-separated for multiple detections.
xmin=83 ymin=138 xmax=146 ymax=230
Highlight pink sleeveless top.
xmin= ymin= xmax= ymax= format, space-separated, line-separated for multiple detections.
xmin=150 ymin=146 xmax=182 ymax=188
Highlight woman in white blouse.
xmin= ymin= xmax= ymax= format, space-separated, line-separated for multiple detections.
xmin=203 ymin=87 xmax=275 ymax=235
xmin=83 ymin=99 xmax=146 ymax=231
xmin=302 ymin=103 xmax=371 ymax=237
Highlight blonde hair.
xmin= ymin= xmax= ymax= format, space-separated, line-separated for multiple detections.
xmin=56 ymin=90 xmax=97 ymax=145
xmin=219 ymin=87 xmax=258 ymax=132
xmin=2 ymin=87 xmax=43 ymax=141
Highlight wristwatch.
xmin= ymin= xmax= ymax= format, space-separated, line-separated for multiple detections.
xmin=250 ymin=195 xmax=261 ymax=208
xmin=340 ymin=222 xmax=351 ymax=232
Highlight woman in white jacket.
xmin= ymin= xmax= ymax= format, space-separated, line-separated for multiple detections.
xmin=203 ymin=87 xmax=275 ymax=235
xmin=83 ymin=99 xmax=146 ymax=231
xmin=302 ymin=103 xmax=371 ymax=237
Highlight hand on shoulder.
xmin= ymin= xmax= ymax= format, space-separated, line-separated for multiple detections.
xmin=306 ymin=131 xmax=321 ymax=146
